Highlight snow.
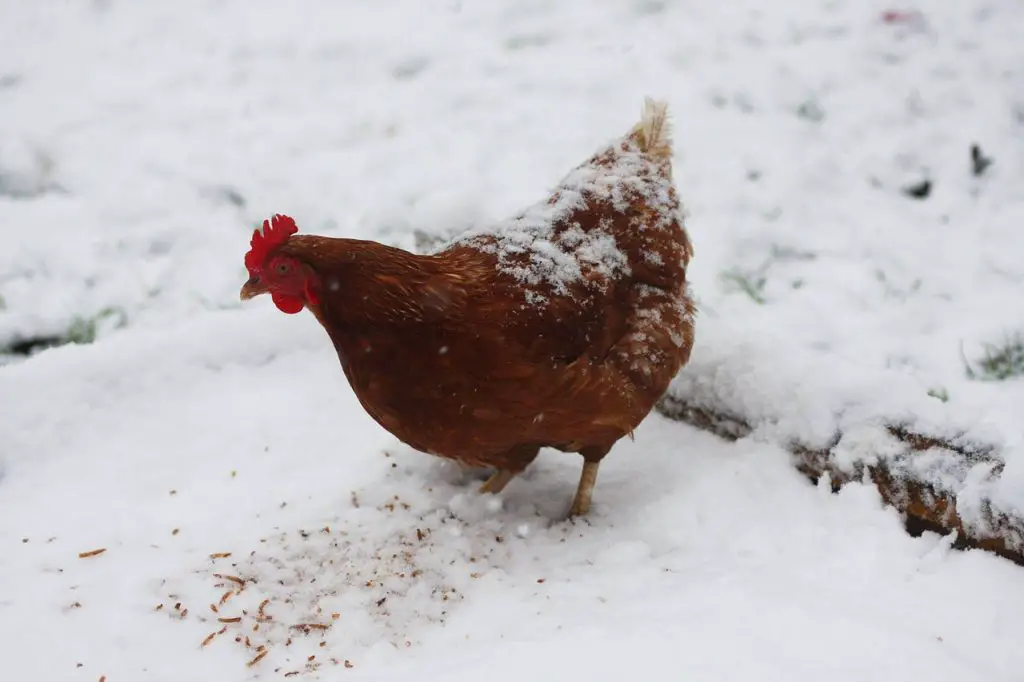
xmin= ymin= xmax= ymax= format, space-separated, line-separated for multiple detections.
xmin=3 ymin=0 xmax=1024 ymax=681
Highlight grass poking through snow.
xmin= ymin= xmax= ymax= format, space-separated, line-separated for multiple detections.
xmin=965 ymin=332 xmax=1024 ymax=381
xmin=1 ymin=306 xmax=128 ymax=357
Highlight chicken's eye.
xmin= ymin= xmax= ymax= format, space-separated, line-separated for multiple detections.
xmin=275 ymin=262 xmax=292 ymax=275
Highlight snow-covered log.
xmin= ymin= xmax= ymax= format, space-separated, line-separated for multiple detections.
xmin=658 ymin=368 xmax=1024 ymax=567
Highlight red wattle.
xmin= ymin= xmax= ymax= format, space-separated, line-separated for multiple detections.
xmin=271 ymin=293 xmax=305 ymax=314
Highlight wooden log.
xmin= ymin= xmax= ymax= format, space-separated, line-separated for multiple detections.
xmin=655 ymin=392 xmax=1024 ymax=567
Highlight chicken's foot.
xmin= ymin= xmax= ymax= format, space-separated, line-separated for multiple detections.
xmin=568 ymin=461 xmax=600 ymax=516
xmin=478 ymin=469 xmax=516 ymax=495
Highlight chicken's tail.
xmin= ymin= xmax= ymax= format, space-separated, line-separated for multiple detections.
xmin=630 ymin=97 xmax=672 ymax=160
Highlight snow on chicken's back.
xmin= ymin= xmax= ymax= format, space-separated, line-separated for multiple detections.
xmin=445 ymin=97 xmax=692 ymax=306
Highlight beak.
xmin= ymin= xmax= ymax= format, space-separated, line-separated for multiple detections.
xmin=239 ymin=276 xmax=267 ymax=301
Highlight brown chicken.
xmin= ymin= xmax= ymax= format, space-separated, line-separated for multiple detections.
xmin=240 ymin=98 xmax=696 ymax=516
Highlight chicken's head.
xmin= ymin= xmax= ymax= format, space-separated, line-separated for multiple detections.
xmin=240 ymin=214 xmax=320 ymax=314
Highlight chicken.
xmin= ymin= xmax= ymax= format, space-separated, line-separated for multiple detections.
xmin=239 ymin=98 xmax=696 ymax=516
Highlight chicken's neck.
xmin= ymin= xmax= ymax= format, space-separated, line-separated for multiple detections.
xmin=282 ymin=235 xmax=467 ymax=331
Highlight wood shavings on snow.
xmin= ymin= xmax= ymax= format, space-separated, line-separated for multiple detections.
xmin=158 ymin=490 xmax=545 ymax=676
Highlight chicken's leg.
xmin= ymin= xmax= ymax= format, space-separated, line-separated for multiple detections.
xmin=479 ymin=469 xmax=516 ymax=495
xmin=568 ymin=460 xmax=600 ymax=517
xmin=477 ymin=445 xmax=540 ymax=496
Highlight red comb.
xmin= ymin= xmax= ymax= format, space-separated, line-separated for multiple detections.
xmin=245 ymin=214 xmax=298 ymax=272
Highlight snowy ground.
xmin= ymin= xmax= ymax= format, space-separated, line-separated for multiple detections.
xmin=3 ymin=1 xmax=1024 ymax=680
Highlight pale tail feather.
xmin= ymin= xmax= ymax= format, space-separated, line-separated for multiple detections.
xmin=631 ymin=97 xmax=672 ymax=160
